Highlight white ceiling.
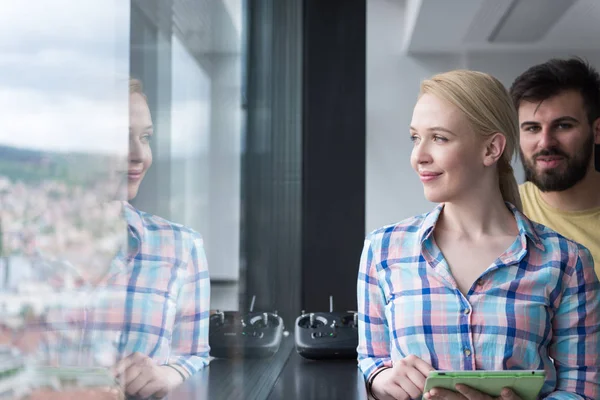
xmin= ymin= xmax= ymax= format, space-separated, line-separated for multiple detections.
xmin=403 ymin=0 xmax=600 ymax=53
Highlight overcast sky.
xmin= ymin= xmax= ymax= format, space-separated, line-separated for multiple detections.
xmin=0 ymin=0 xmax=130 ymax=155
xmin=0 ymin=1 xmax=241 ymax=158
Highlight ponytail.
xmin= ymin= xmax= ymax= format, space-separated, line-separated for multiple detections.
xmin=498 ymin=157 xmax=522 ymax=212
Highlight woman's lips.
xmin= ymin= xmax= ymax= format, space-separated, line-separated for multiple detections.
xmin=128 ymin=172 xmax=143 ymax=181
xmin=419 ymin=172 xmax=442 ymax=182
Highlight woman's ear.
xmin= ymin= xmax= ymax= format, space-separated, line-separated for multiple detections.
xmin=482 ymin=133 xmax=506 ymax=167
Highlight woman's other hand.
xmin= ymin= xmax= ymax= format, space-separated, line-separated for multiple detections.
xmin=371 ymin=354 xmax=435 ymax=400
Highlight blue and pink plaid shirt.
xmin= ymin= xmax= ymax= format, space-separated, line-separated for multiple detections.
xmin=41 ymin=202 xmax=211 ymax=376
xmin=357 ymin=203 xmax=600 ymax=399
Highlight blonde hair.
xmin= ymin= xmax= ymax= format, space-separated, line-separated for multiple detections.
xmin=420 ymin=70 xmax=523 ymax=212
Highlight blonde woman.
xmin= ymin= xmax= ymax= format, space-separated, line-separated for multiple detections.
xmin=104 ymin=79 xmax=211 ymax=398
xmin=357 ymin=70 xmax=599 ymax=400
xmin=36 ymin=79 xmax=211 ymax=400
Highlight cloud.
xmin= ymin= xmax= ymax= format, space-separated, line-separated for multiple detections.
xmin=0 ymin=49 xmax=129 ymax=99
xmin=0 ymin=0 xmax=129 ymax=51
xmin=0 ymin=0 xmax=130 ymax=154
xmin=0 ymin=87 xmax=128 ymax=155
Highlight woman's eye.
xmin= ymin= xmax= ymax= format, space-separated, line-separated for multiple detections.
xmin=410 ymin=135 xmax=419 ymax=143
xmin=433 ymin=135 xmax=447 ymax=142
xmin=140 ymin=134 xmax=152 ymax=143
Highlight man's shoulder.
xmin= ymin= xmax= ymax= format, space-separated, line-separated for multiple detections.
xmin=518 ymin=181 xmax=541 ymax=212
xmin=518 ymin=181 xmax=537 ymax=197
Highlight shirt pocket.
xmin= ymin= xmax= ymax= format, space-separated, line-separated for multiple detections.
xmin=386 ymin=284 xmax=460 ymax=362
xmin=106 ymin=260 xmax=182 ymax=350
xmin=474 ymin=294 xmax=550 ymax=369
xmin=132 ymin=261 xmax=180 ymax=326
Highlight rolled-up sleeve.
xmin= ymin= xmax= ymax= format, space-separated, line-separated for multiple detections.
xmin=357 ymin=236 xmax=392 ymax=381
xmin=169 ymin=233 xmax=211 ymax=376
xmin=546 ymin=245 xmax=600 ymax=400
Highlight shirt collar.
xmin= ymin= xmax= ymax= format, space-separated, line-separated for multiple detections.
xmin=122 ymin=201 xmax=142 ymax=261
xmin=509 ymin=202 xmax=545 ymax=252
xmin=418 ymin=202 xmax=545 ymax=252
xmin=418 ymin=203 xmax=444 ymax=244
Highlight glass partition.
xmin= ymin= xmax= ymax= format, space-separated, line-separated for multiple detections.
xmin=0 ymin=0 xmax=302 ymax=399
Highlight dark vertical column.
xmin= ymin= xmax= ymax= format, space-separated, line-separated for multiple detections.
xmin=243 ymin=0 xmax=303 ymax=326
xmin=301 ymin=0 xmax=366 ymax=312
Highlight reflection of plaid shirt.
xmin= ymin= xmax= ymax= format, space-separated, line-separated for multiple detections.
xmin=357 ymin=203 xmax=600 ymax=399
xmin=42 ymin=202 xmax=210 ymax=376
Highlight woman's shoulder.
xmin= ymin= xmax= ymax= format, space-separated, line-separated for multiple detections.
xmin=123 ymin=204 xmax=208 ymax=277
xmin=366 ymin=211 xmax=430 ymax=247
xmin=518 ymin=211 xmax=593 ymax=273
xmin=125 ymin=203 xmax=204 ymax=243
xmin=521 ymin=211 xmax=583 ymax=250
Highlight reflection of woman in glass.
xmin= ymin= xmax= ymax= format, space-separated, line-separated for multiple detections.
xmin=0 ymin=80 xmax=210 ymax=398
xmin=106 ymin=79 xmax=210 ymax=398
xmin=357 ymin=71 xmax=599 ymax=400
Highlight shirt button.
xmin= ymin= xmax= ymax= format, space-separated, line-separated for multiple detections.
xmin=464 ymin=308 xmax=470 ymax=315
xmin=464 ymin=348 xmax=472 ymax=357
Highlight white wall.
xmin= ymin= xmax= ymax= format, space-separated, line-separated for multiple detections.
xmin=366 ymin=0 xmax=600 ymax=233
xmin=367 ymin=0 xmax=462 ymax=232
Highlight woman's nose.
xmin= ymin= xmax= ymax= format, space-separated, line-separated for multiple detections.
xmin=129 ymin=138 xmax=143 ymax=162
xmin=413 ymin=142 xmax=432 ymax=165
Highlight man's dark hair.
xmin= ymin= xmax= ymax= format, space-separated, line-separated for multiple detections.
xmin=509 ymin=57 xmax=600 ymax=125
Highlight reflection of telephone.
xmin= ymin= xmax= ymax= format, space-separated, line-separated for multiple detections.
xmin=209 ymin=296 xmax=285 ymax=358
xmin=294 ymin=296 xmax=358 ymax=360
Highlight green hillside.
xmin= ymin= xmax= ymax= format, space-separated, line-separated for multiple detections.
xmin=0 ymin=145 xmax=118 ymax=186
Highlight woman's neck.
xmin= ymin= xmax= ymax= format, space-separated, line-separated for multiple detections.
xmin=436 ymin=188 xmax=518 ymax=240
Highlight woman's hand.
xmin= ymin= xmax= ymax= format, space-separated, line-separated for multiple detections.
xmin=424 ymin=384 xmax=523 ymax=400
xmin=113 ymin=352 xmax=185 ymax=399
xmin=370 ymin=355 xmax=435 ymax=400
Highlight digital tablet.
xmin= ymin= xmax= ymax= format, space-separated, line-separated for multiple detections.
xmin=423 ymin=370 xmax=545 ymax=400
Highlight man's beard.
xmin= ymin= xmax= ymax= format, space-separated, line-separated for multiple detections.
xmin=521 ymin=133 xmax=594 ymax=192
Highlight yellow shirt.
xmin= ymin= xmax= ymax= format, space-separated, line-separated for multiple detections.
xmin=520 ymin=181 xmax=600 ymax=278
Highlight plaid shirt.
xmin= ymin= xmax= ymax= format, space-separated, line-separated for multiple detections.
xmin=357 ymin=203 xmax=600 ymax=399
xmin=40 ymin=202 xmax=210 ymax=376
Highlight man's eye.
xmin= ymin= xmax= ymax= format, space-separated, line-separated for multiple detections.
xmin=524 ymin=126 xmax=540 ymax=133
xmin=141 ymin=134 xmax=152 ymax=143
xmin=557 ymin=123 xmax=573 ymax=130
